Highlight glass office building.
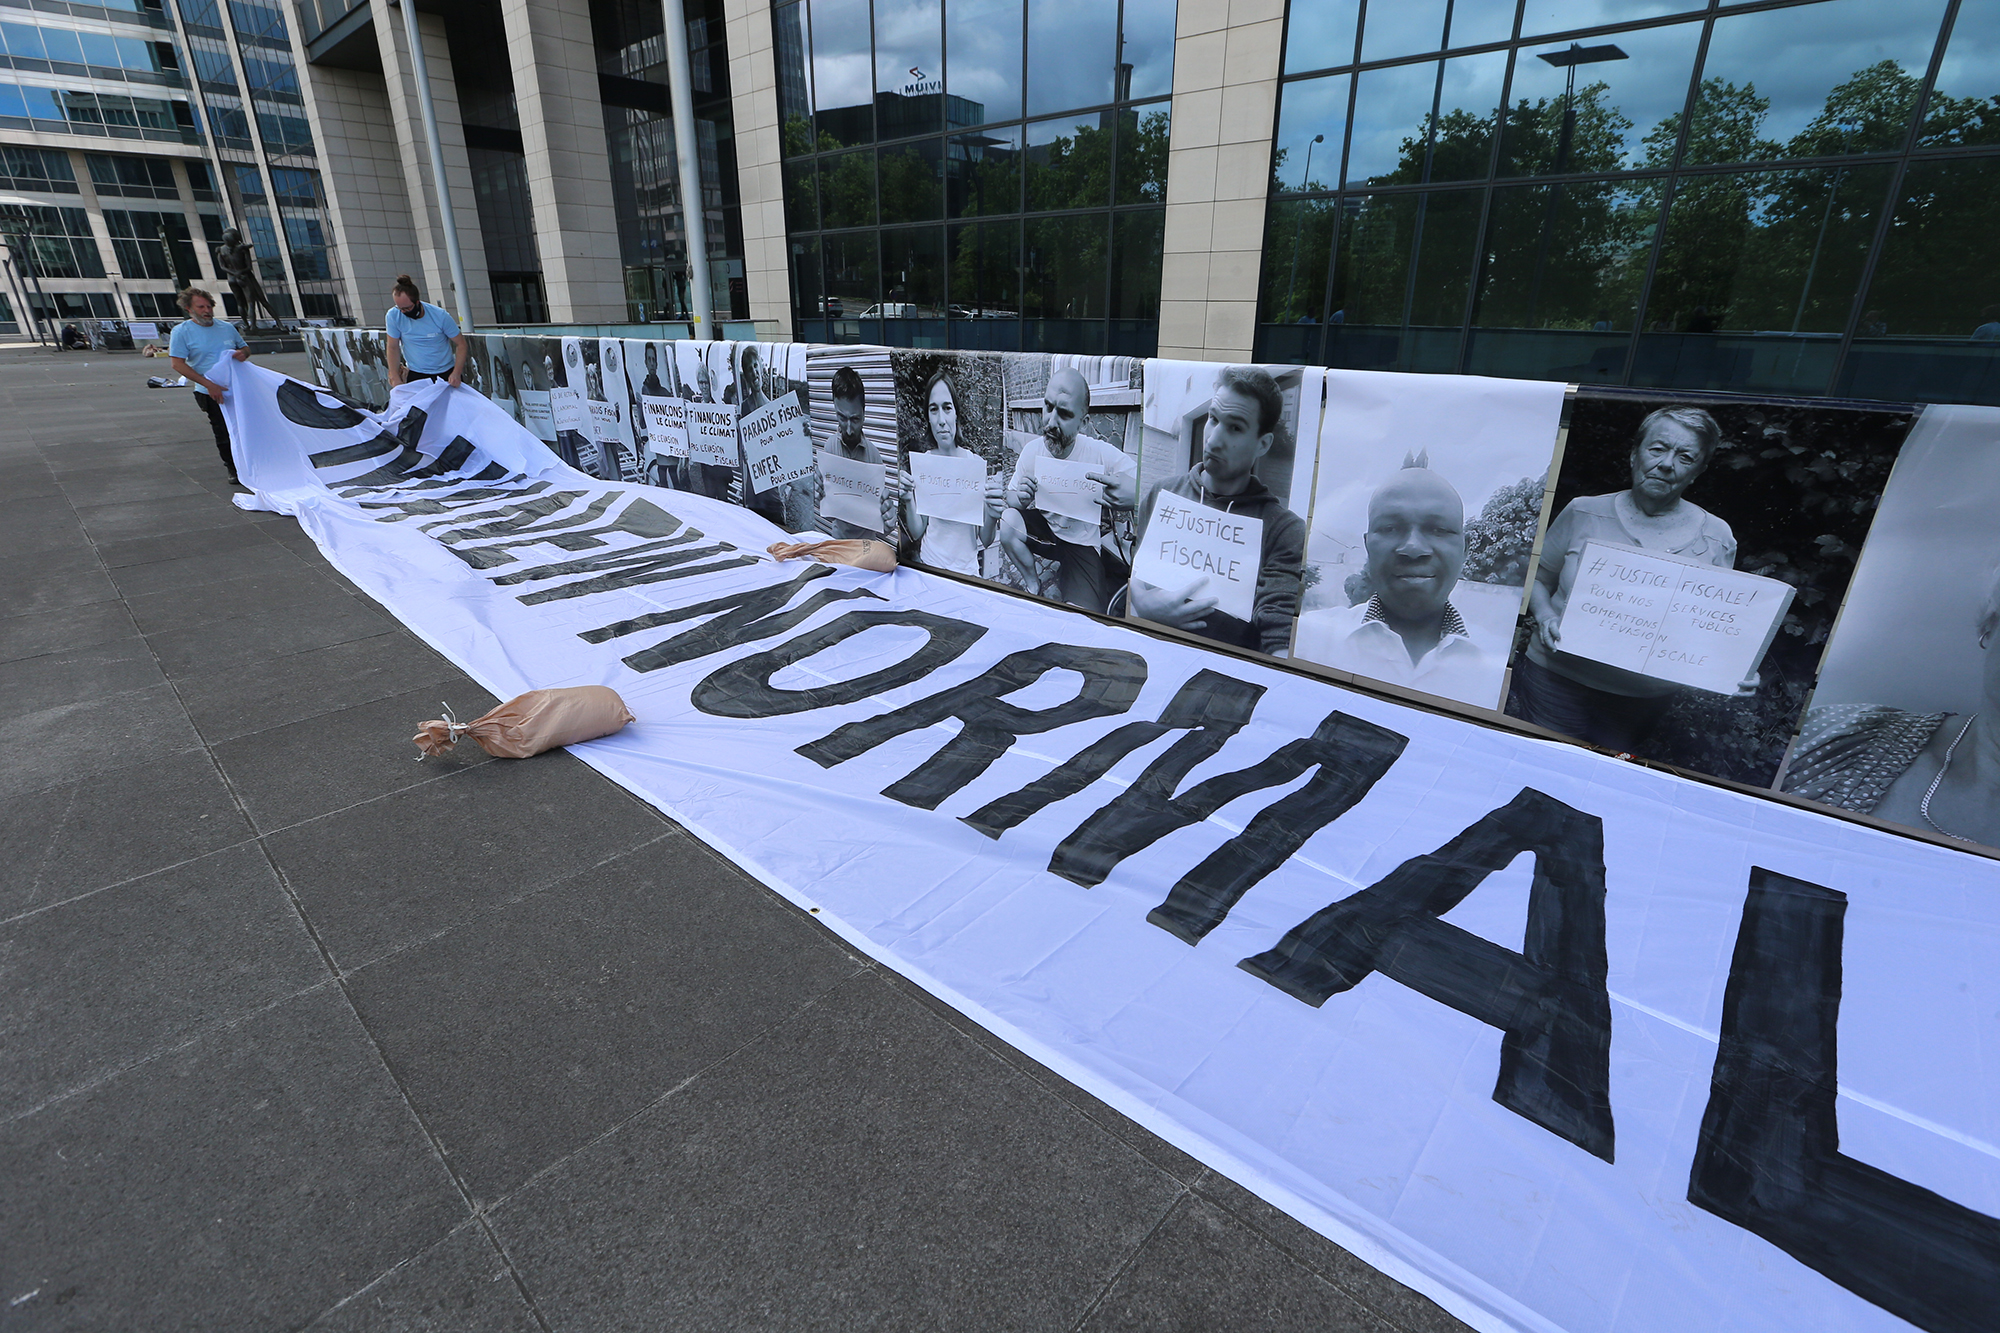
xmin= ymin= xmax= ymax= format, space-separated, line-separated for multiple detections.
xmin=1257 ymin=0 xmax=2000 ymax=404
xmin=775 ymin=0 xmax=1179 ymax=353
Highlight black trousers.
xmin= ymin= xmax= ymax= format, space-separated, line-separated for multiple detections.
xmin=193 ymin=391 xmax=234 ymax=478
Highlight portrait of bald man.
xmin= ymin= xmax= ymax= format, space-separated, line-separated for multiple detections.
xmin=1291 ymin=457 xmax=1502 ymax=705
xmin=998 ymin=365 xmax=1136 ymax=612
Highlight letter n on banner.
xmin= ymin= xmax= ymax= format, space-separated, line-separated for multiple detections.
xmin=797 ymin=644 xmax=1148 ymax=809
xmin=1688 ymin=868 xmax=2000 ymax=1333
xmin=1240 ymin=788 xmax=1616 ymax=1161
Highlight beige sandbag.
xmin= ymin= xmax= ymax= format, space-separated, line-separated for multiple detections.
xmin=766 ymin=538 xmax=897 ymax=572
xmin=413 ymin=685 xmax=634 ymax=759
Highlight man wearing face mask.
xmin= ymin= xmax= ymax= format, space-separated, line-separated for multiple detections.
xmin=1126 ymin=365 xmax=1304 ymax=654
xmin=998 ymin=366 xmax=1136 ymax=612
xmin=1293 ymin=458 xmax=1499 ymax=704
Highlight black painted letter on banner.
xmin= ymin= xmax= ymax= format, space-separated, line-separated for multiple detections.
xmin=1687 ymin=867 xmax=2000 ymax=1333
xmin=690 ymin=609 xmax=987 ymax=718
xmin=1048 ymin=709 xmax=1407 ymax=937
xmin=1239 ymin=788 xmax=1615 ymax=1161
xmin=588 ymin=565 xmax=887 ymax=673
xmin=797 ymin=644 xmax=1148 ymax=809
xmin=960 ymin=669 xmax=1265 ymax=840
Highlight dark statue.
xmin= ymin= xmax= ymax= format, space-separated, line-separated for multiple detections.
xmin=213 ymin=226 xmax=283 ymax=329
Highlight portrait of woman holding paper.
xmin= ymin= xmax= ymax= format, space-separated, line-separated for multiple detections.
xmin=894 ymin=363 xmax=1004 ymax=577
xmin=1505 ymin=393 xmax=1911 ymax=788
xmin=1782 ymin=405 xmax=2000 ymax=849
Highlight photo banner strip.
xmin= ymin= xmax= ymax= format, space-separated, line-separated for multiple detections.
xmin=229 ymin=359 xmax=2000 ymax=1333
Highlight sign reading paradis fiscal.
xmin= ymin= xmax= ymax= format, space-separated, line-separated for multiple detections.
xmin=284 ymin=331 xmax=1999 ymax=1333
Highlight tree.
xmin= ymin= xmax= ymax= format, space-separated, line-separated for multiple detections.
xmin=1461 ymin=477 xmax=1543 ymax=585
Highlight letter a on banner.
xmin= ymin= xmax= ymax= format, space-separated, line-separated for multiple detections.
xmin=1240 ymin=788 xmax=1616 ymax=1161
xmin=1688 ymin=868 xmax=2000 ymax=1333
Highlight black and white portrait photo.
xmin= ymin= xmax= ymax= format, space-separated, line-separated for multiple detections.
xmin=889 ymin=350 xmax=1008 ymax=578
xmin=1290 ymin=369 xmax=1565 ymax=709
xmin=1505 ymin=389 xmax=1914 ymax=786
xmin=1781 ymin=405 xmax=2000 ymax=848
xmin=1125 ymin=361 xmax=1317 ymax=656
xmin=806 ymin=344 xmax=899 ymax=543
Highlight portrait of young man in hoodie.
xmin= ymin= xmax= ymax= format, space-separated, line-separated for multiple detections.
xmin=1126 ymin=365 xmax=1306 ymax=656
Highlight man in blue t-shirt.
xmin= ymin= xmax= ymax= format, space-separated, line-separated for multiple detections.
xmin=167 ymin=286 xmax=252 ymax=483
xmin=383 ymin=273 xmax=467 ymax=388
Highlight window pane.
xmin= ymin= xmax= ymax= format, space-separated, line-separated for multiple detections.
xmin=1274 ymin=73 xmax=1347 ymax=194
xmin=41 ymin=28 xmax=85 ymax=64
xmin=949 ymin=124 xmax=1020 ymax=216
xmin=947 ymin=217 xmax=1018 ymax=315
xmin=1502 ymin=21 xmax=1701 ymax=176
xmin=1026 ymin=0 xmax=1115 ymax=117
xmin=874 ymin=0 xmax=941 ymax=138
xmin=1446 ymin=0 xmax=1517 ymax=50
xmin=882 ymin=224 xmax=944 ymax=309
xmin=1331 ymin=192 xmax=1418 ymax=326
xmin=1022 ymin=213 xmax=1106 ymax=317
xmin=1474 ymin=180 xmax=1654 ymax=330
xmin=1428 ymin=49 xmax=1506 ymax=182
xmin=1689 ymin=0 xmax=1947 ymax=164
xmin=1920 ymin=0 xmax=2000 ymax=147
xmin=822 ymin=228 xmax=880 ymax=310
xmin=809 ymin=0 xmax=872 ymax=146
xmin=1114 ymin=101 xmax=1168 ymax=203
xmin=1110 ymin=207 xmax=1163 ymax=320
xmin=792 ymin=233 xmax=823 ymax=319
xmin=774 ymin=1 xmax=814 ymax=150
xmin=1346 ymin=60 xmax=1439 ymax=186
xmin=819 ymin=147 xmax=877 ymax=227
xmin=79 ymin=32 xmax=121 ymax=67
xmin=878 ymin=136 xmax=943 ymax=221
xmin=1123 ymin=0 xmax=1175 ymax=101
xmin=784 ymin=157 xmax=818 ymax=229
xmin=1409 ymin=188 xmax=1480 ymax=328
xmin=1520 ymin=0 xmax=1691 ymax=41
xmin=2 ymin=24 xmax=46 ymax=58
xmin=1283 ymin=0 xmax=1358 ymax=75
xmin=945 ymin=0 xmax=1022 ymax=125
xmin=1857 ymin=158 xmax=2000 ymax=336
xmin=1360 ymin=0 xmax=1446 ymax=64
xmin=1259 ymin=196 xmax=1337 ymax=324
xmin=1025 ymin=114 xmax=1110 ymax=211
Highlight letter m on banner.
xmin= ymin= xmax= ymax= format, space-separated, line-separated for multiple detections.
xmin=1241 ymin=788 xmax=1616 ymax=1161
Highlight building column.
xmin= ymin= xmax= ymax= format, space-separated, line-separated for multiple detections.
xmin=1157 ymin=0 xmax=1283 ymax=362
xmin=372 ymin=0 xmax=495 ymax=323
xmin=722 ymin=0 xmax=791 ymax=340
xmin=499 ymin=0 xmax=626 ymax=323
xmin=296 ymin=57 xmax=424 ymax=320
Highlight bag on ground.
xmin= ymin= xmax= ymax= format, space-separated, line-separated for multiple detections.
xmin=413 ymin=685 xmax=634 ymax=759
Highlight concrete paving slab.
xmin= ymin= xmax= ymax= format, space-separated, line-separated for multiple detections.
xmin=0 ymin=599 xmax=139 ymax=664
xmin=0 ymin=683 xmax=202 ymax=802
xmin=298 ymin=1222 xmax=543 ymax=1333
xmin=0 ymin=636 xmax=164 ymax=723
xmin=145 ymin=592 xmax=397 ymax=680
xmin=105 ymin=539 xmax=310 ymax=599
xmin=0 ymin=546 xmax=119 ymax=618
xmin=120 ymin=563 xmax=347 ymax=635
xmin=344 ymin=835 xmax=865 ymax=1203
xmin=91 ymin=520 xmax=282 ymax=570
xmin=172 ymin=628 xmax=473 ymax=743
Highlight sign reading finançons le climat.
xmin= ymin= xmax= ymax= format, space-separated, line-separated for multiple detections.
xmin=234 ymin=356 xmax=2000 ymax=1333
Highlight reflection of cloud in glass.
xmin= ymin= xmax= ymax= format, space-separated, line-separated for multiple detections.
xmin=1505 ymin=20 xmax=1701 ymax=168
xmin=873 ymin=0 xmax=940 ymax=98
xmin=1360 ymin=0 xmax=1446 ymax=63
xmin=1346 ymin=61 xmax=1440 ymax=184
xmin=945 ymin=0 xmax=1021 ymax=122
xmin=1520 ymin=0 xmax=1689 ymax=40
xmin=1274 ymin=75 xmax=1347 ymax=192
xmin=1026 ymin=0 xmax=1116 ymax=117
xmin=1698 ymin=0 xmax=1950 ymax=152
xmin=1925 ymin=0 xmax=2000 ymax=139
xmin=809 ymin=0 xmax=872 ymax=110
xmin=1282 ymin=0 xmax=1357 ymax=74
xmin=1447 ymin=0 xmax=1518 ymax=49
xmin=1122 ymin=0 xmax=1177 ymax=100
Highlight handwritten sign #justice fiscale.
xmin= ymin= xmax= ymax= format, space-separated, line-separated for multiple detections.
xmin=910 ymin=449 xmax=988 ymax=525
xmin=740 ymin=397 xmax=816 ymax=494
xmin=1129 ymin=491 xmax=1263 ymax=624
xmin=1556 ymin=540 xmax=1795 ymax=694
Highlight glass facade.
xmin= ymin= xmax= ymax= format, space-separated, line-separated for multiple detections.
xmin=1258 ymin=0 xmax=2000 ymax=405
xmin=775 ymin=0 xmax=1174 ymax=353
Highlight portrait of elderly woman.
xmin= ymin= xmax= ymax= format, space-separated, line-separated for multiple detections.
xmin=1781 ymin=405 xmax=2000 ymax=848
xmin=1504 ymin=391 xmax=1911 ymax=787
xmin=1508 ymin=406 xmax=1741 ymax=752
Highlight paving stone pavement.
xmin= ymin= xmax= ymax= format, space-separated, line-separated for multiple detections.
xmin=0 ymin=346 xmax=1476 ymax=1332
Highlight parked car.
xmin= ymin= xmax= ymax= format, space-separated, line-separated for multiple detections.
xmin=817 ymin=296 xmax=844 ymax=317
xmin=858 ymin=302 xmax=927 ymax=319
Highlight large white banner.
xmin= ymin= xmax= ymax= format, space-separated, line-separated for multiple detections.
xmin=222 ymin=360 xmax=2000 ymax=1333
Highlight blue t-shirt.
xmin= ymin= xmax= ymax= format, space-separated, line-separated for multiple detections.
xmin=168 ymin=317 xmax=247 ymax=396
xmin=385 ymin=300 xmax=462 ymax=373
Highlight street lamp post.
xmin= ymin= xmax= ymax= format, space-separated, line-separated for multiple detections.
xmin=1523 ymin=43 xmax=1626 ymax=330
xmin=1286 ymin=134 xmax=1325 ymax=322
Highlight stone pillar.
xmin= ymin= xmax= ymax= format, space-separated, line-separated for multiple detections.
xmin=371 ymin=0 xmax=495 ymax=323
xmin=1156 ymin=0 xmax=1284 ymax=362
xmin=499 ymin=0 xmax=627 ymax=323
xmin=296 ymin=58 xmax=423 ymax=321
xmin=722 ymin=0 xmax=792 ymax=340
